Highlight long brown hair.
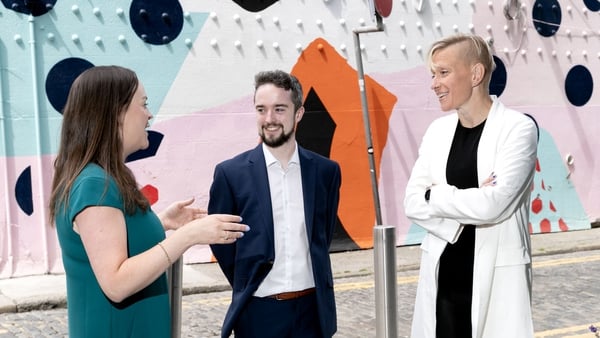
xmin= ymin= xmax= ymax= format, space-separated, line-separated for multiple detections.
xmin=49 ymin=65 xmax=149 ymax=222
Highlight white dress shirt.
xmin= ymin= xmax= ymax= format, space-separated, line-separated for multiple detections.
xmin=254 ymin=143 xmax=315 ymax=297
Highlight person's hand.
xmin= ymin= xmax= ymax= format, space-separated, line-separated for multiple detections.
xmin=184 ymin=214 xmax=249 ymax=245
xmin=481 ymin=172 xmax=497 ymax=187
xmin=159 ymin=197 xmax=206 ymax=231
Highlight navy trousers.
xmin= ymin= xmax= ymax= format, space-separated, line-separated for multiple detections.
xmin=233 ymin=293 xmax=322 ymax=338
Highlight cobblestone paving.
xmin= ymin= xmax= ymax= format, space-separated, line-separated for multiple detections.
xmin=1 ymin=250 xmax=598 ymax=337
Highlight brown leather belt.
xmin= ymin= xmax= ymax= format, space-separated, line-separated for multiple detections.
xmin=267 ymin=288 xmax=316 ymax=301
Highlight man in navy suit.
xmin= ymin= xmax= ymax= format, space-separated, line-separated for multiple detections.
xmin=208 ymin=70 xmax=341 ymax=338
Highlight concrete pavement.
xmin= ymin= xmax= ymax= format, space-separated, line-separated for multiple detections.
xmin=1 ymin=227 xmax=599 ymax=314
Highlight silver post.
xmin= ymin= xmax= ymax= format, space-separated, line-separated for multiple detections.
xmin=169 ymin=258 xmax=183 ymax=338
xmin=353 ymin=12 xmax=398 ymax=338
xmin=373 ymin=225 xmax=398 ymax=338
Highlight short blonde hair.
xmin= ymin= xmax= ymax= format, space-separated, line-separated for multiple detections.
xmin=428 ymin=34 xmax=496 ymax=85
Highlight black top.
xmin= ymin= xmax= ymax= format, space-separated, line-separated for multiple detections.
xmin=436 ymin=119 xmax=486 ymax=338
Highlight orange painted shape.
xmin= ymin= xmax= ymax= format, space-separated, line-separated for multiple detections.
xmin=558 ymin=218 xmax=569 ymax=231
xmin=531 ymin=195 xmax=542 ymax=214
xmin=549 ymin=200 xmax=556 ymax=212
xmin=140 ymin=184 xmax=159 ymax=205
xmin=292 ymin=38 xmax=397 ymax=248
xmin=540 ymin=218 xmax=551 ymax=233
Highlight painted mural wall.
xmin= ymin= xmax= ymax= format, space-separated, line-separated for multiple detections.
xmin=0 ymin=0 xmax=594 ymax=278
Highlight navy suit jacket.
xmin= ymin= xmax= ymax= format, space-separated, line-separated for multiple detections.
xmin=208 ymin=144 xmax=341 ymax=338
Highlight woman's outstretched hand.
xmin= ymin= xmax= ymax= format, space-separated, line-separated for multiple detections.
xmin=184 ymin=214 xmax=249 ymax=245
xmin=159 ymin=197 xmax=207 ymax=231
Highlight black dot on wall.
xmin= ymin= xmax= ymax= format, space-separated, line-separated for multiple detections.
xmin=46 ymin=58 xmax=94 ymax=114
xmin=129 ymin=0 xmax=184 ymax=45
xmin=532 ymin=0 xmax=561 ymax=37
xmin=2 ymin=0 xmax=56 ymax=16
xmin=15 ymin=166 xmax=33 ymax=216
xmin=584 ymin=0 xmax=600 ymax=12
xmin=489 ymin=56 xmax=507 ymax=97
xmin=232 ymin=0 xmax=279 ymax=12
xmin=565 ymin=65 xmax=593 ymax=107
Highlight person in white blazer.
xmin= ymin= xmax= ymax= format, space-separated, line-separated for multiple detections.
xmin=404 ymin=34 xmax=538 ymax=338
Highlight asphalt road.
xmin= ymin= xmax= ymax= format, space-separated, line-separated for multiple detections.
xmin=1 ymin=249 xmax=599 ymax=338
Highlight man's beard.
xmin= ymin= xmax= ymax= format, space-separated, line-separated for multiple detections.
xmin=260 ymin=124 xmax=294 ymax=148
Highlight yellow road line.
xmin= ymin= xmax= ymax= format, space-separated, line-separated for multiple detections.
xmin=184 ymin=254 xmax=598 ymax=307
xmin=534 ymin=323 xmax=599 ymax=337
xmin=533 ymin=254 xmax=600 ymax=268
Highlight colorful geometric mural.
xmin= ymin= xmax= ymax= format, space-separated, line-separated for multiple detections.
xmin=0 ymin=0 xmax=596 ymax=278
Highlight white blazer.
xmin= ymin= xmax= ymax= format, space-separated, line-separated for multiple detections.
xmin=404 ymin=97 xmax=538 ymax=338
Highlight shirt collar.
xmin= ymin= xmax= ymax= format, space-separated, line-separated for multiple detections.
xmin=262 ymin=142 xmax=300 ymax=167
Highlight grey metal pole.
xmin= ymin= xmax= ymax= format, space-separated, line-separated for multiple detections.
xmin=352 ymin=19 xmax=384 ymax=225
xmin=169 ymin=258 xmax=183 ymax=338
xmin=373 ymin=225 xmax=398 ymax=338
xmin=353 ymin=13 xmax=398 ymax=338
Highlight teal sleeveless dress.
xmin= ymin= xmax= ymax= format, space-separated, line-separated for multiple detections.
xmin=55 ymin=163 xmax=170 ymax=337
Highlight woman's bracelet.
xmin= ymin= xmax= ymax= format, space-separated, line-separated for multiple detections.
xmin=157 ymin=242 xmax=173 ymax=266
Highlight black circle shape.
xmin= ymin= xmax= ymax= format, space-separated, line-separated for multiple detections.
xmin=584 ymin=0 xmax=600 ymax=12
xmin=129 ymin=0 xmax=184 ymax=45
xmin=489 ymin=56 xmax=507 ymax=97
xmin=2 ymin=0 xmax=56 ymax=16
xmin=46 ymin=58 xmax=94 ymax=114
xmin=564 ymin=65 xmax=593 ymax=107
xmin=532 ymin=0 xmax=561 ymax=37
xmin=232 ymin=0 xmax=278 ymax=12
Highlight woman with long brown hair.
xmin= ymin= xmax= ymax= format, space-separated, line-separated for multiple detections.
xmin=49 ymin=65 xmax=249 ymax=337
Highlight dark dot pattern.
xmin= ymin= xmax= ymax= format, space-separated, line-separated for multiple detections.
xmin=532 ymin=0 xmax=561 ymax=37
xmin=129 ymin=0 xmax=184 ymax=45
xmin=45 ymin=58 xmax=94 ymax=114
xmin=1 ymin=0 xmax=56 ymax=16
xmin=232 ymin=0 xmax=278 ymax=12
xmin=15 ymin=166 xmax=33 ymax=216
xmin=565 ymin=65 xmax=593 ymax=107
xmin=584 ymin=0 xmax=600 ymax=12
xmin=489 ymin=56 xmax=507 ymax=97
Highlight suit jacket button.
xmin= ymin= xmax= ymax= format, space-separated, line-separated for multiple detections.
xmin=268 ymin=260 xmax=274 ymax=265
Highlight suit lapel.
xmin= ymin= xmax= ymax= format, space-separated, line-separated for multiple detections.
xmin=299 ymin=146 xmax=316 ymax=240
xmin=248 ymin=145 xmax=275 ymax=244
